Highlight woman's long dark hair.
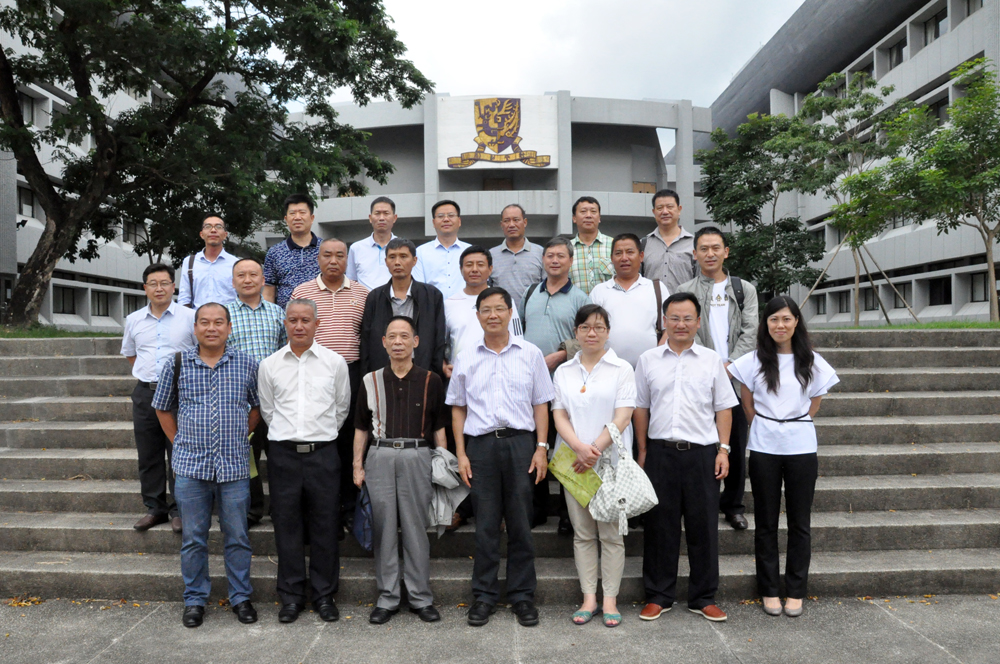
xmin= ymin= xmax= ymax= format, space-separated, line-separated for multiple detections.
xmin=756 ymin=295 xmax=814 ymax=394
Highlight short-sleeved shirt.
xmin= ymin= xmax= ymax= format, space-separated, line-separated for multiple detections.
xmin=520 ymin=278 xmax=590 ymax=357
xmin=444 ymin=289 xmax=522 ymax=363
xmin=151 ymin=347 xmax=260 ymax=482
xmin=263 ymin=234 xmax=322 ymax=309
xmin=489 ymin=240 xmax=544 ymax=310
xmin=176 ymin=249 xmax=239 ymax=308
xmin=291 ymin=276 xmax=368 ymax=362
xmin=570 ymin=232 xmax=614 ymax=295
xmin=413 ymin=237 xmax=471 ymax=300
xmin=226 ymin=298 xmax=286 ymax=363
xmin=589 ymin=276 xmax=669 ymax=368
xmin=634 ymin=342 xmax=739 ymax=445
xmin=356 ymin=365 xmax=449 ymax=441
xmin=120 ymin=302 xmax=196 ymax=382
xmin=346 ymin=233 xmax=396 ymax=290
xmin=552 ymin=349 xmax=636 ymax=464
xmin=446 ymin=336 xmax=555 ymax=436
xmin=641 ymin=227 xmax=697 ymax=293
xmin=729 ymin=351 xmax=840 ymax=455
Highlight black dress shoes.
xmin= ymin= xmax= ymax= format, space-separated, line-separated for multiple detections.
xmin=232 ymin=601 xmax=257 ymax=624
xmin=410 ymin=605 xmax=441 ymax=622
xmin=558 ymin=516 xmax=573 ymax=535
xmin=725 ymin=514 xmax=749 ymax=530
xmin=466 ymin=600 xmax=496 ymax=627
xmin=182 ymin=605 xmax=204 ymax=628
xmin=511 ymin=600 xmax=539 ymax=627
xmin=278 ymin=603 xmax=306 ymax=623
xmin=170 ymin=517 xmax=183 ymax=534
xmin=314 ymin=596 xmax=339 ymax=622
xmin=369 ymin=606 xmax=398 ymax=624
xmin=133 ymin=513 xmax=168 ymax=531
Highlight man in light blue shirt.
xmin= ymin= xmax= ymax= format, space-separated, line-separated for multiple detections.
xmin=346 ymin=196 xmax=397 ymax=289
xmin=177 ymin=215 xmax=238 ymax=308
xmin=413 ymin=199 xmax=470 ymax=299
xmin=121 ymin=263 xmax=196 ymax=533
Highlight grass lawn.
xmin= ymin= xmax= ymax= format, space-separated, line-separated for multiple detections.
xmin=832 ymin=320 xmax=1000 ymax=330
xmin=0 ymin=325 xmax=120 ymax=338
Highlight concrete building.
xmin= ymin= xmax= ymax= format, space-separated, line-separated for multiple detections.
xmin=285 ymin=93 xmax=710 ymax=249
xmin=710 ymin=0 xmax=1000 ymax=326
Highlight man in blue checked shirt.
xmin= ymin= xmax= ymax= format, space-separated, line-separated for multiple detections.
xmin=153 ymin=303 xmax=261 ymax=629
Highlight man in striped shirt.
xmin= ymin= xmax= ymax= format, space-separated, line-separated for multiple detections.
xmin=291 ymin=238 xmax=369 ymax=532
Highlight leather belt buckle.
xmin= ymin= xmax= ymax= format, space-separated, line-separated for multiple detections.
xmin=392 ymin=440 xmax=405 ymax=449
xmin=675 ymin=441 xmax=692 ymax=451
xmin=149 ymin=383 xmax=157 ymax=391
xmin=296 ymin=443 xmax=314 ymax=453
xmin=493 ymin=428 xmax=509 ymax=438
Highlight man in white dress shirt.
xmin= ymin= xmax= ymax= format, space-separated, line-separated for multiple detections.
xmin=413 ymin=199 xmax=471 ymax=299
xmin=346 ymin=196 xmax=398 ymax=289
xmin=258 ymin=299 xmax=351 ymax=624
xmin=634 ymin=292 xmax=738 ymax=624
xmin=177 ymin=215 xmax=238 ymax=308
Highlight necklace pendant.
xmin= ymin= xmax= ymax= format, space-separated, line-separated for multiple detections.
xmin=580 ymin=385 xmax=587 ymax=393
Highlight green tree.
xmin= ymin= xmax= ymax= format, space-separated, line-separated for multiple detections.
xmin=699 ymin=113 xmax=825 ymax=302
xmin=0 ymin=0 xmax=432 ymax=325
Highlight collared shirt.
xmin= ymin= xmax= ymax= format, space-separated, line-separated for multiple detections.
xmin=444 ymin=289 xmax=523 ymax=363
xmin=413 ymin=237 xmax=471 ymax=299
xmin=390 ymin=280 xmax=414 ymax=318
xmin=263 ymin=233 xmax=322 ymax=309
xmin=446 ymin=336 xmax=555 ymax=436
xmin=151 ymin=347 xmax=260 ymax=482
xmin=120 ymin=302 xmax=196 ymax=382
xmin=346 ymin=233 xmax=396 ymax=290
xmin=552 ymin=349 xmax=636 ymax=464
xmin=570 ymin=232 xmax=614 ymax=295
xmin=226 ymin=298 xmax=286 ymax=363
xmin=589 ymin=276 xmax=669 ymax=368
xmin=489 ymin=239 xmax=544 ymax=310
xmin=258 ymin=342 xmax=351 ymax=443
xmin=520 ymin=278 xmax=590 ymax=357
xmin=356 ymin=365 xmax=449 ymax=440
xmin=291 ymin=276 xmax=368 ymax=362
xmin=634 ymin=342 xmax=739 ymax=445
xmin=176 ymin=248 xmax=239 ymax=308
xmin=641 ymin=227 xmax=697 ymax=293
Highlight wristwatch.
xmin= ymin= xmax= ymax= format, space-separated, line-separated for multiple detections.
xmin=537 ymin=442 xmax=550 ymax=450
xmin=718 ymin=443 xmax=731 ymax=454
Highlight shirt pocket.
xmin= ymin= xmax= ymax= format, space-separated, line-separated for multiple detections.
xmin=307 ymin=375 xmax=335 ymax=404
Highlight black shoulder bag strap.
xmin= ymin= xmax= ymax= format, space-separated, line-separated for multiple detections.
xmin=652 ymin=279 xmax=663 ymax=337
xmin=730 ymin=276 xmax=745 ymax=312
xmin=521 ymin=282 xmax=541 ymax=332
xmin=185 ymin=254 xmax=196 ymax=309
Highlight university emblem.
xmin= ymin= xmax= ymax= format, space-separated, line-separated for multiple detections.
xmin=447 ymin=98 xmax=551 ymax=168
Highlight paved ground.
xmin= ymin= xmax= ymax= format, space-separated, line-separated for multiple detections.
xmin=2 ymin=594 xmax=1000 ymax=663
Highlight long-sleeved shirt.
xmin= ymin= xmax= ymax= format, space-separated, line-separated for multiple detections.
xmin=346 ymin=233 xmax=396 ymax=290
xmin=413 ymin=237 xmax=472 ymax=299
xmin=176 ymin=249 xmax=239 ymax=308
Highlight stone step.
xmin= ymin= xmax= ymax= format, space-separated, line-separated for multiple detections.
xmin=1 ymin=509 xmax=995 ymax=558
xmin=0 ymin=376 xmax=135 ymax=398
xmin=820 ymin=391 xmax=1000 ymax=418
xmin=0 ymin=338 xmax=121 ymax=358
xmin=819 ymin=347 xmax=1000 ymax=368
xmin=0 ymin=356 xmax=131 ymax=377
xmin=1 ymin=547 xmax=998 ymax=602
xmin=0 ymin=397 xmax=130 ymax=423
xmin=0 ymin=421 xmax=134 ymax=449
xmin=815 ymin=415 xmax=1000 ymax=445
xmin=812 ymin=328 xmax=1000 ymax=348
xmin=833 ymin=367 xmax=1000 ymax=393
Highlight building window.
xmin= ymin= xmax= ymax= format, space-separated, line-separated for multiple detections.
xmin=887 ymin=38 xmax=906 ymax=71
xmin=815 ymin=296 xmax=827 ymax=316
xmin=893 ymin=283 xmax=913 ymax=309
xmin=122 ymin=221 xmax=144 ymax=245
xmin=928 ymin=277 xmax=952 ymax=306
xmin=18 ymin=188 xmax=35 ymax=218
xmin=124 ymin=294 xmax=144 ymax=316
xmin=854 ymin=62 xmax=875 ymax=82
xmin=18 ymin=93 xmax=35 ymax=125
xmin=891 ymin=213 xmax=913 ymax=229
xmin=924 ymin=8 xmax=948 ymax=46
xmin=862 ymin=288 xmax=879 ymax=311
xmin=633 ymin=182 xmax=656 ymax=194
xmin=52 ymin=286 xmax=76 ymax=315
xmin=971 ymin=272 xmax=989 ymax=302
xmin=967 ymin=0 xmax=983 ymax=17
xmin=928 ymin=98 xmax=949 ymax=125
xmin=837 ymin=291 xmax=851 ymax=314
xmin=90 ymin=291 xmax=110 ymax=317
xmin=482 ymin=178 xmax=513 ymax=191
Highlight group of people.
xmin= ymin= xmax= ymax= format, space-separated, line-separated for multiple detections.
xmin=120 ymin=189 xmax=839 ymax=629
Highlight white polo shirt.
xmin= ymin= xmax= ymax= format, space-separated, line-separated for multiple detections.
xmin=589 ymin=276 xmax=669 ymax=367
xmin=635 ymin=342 xmax=739 ymax=445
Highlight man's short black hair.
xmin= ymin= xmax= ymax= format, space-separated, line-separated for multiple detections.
xmin=370 ymin=196 xmax=396 ymax=213
xmin=543 ymin=235 xmax=574 ymax=258
xmin=284 ymin=193 xmax=315 ymax=214
xmin=500 ymin=203 xmax=526 ymax=219
xmin=663 ymin=291 xmax=701 ymax=317
xmin=143 ymin=263 xmax=175 ymax=283
xmin=385 ymin=315 xmax=417 ymax=335
xmin=232 ymin=257 xmax=261 ymax=273
xmin=476 ymin=286 xmax=512 ymax=311
xmin=611 ymin=233 xmax=642 ymax=255
xmin=386 ymin=237 xmax=417 ymax=257
xmin=432 ymin=199 xmax=461 ymax=218
xmin=652 ymin=189 xmax=680 ymax=208
xmin=572 ymin=196 xmax=601 ymax=216
xmin=694 ymin=226 xmax=728 ymax=248
xmin=194 ymin=302 xmax=231 ymax=324
xmin=460 ymin=245 xmax=492 ymax=267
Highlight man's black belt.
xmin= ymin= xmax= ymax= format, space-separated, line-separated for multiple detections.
xmin=138 ymin=380 xmax=157 ymax=391
xmin=648 ymin=438 xmax=710 ymax=451
xmin=484 ymin=427 xmax=532 ymax=439
xmin=272 ymin=439 xmax=336 ymax=454
xmin=373 ymin=438 xmax=430 ymax=449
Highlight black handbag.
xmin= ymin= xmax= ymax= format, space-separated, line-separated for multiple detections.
xmin=353 ymin=482 xmax=374 ymax=552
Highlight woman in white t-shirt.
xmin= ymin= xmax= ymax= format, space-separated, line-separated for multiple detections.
xmin=552 ymin=304 xmax=636 ymax=628
xmin=729 ymin=296 xmax=838 ymax=619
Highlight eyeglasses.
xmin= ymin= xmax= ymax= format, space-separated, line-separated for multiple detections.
xmin=434 ymin=213 xmax=458 ymax=220
xmin=144 ymin=280 xmax=173 ymax=289
xmin=202 ymin=223 xmax=225 ymax=231
xmin=577 ymin=324 xmax=608 ymax=334
xmin=666 ymin=316 xmax=697 ymax=324
xmin=478 ymin=306 xmax=508 ymax=315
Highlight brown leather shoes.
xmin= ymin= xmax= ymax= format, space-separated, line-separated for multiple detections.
xmin=133 ymin=514 xmax=168 ymax=531
xmin=171 ymin=517 xmax=182 ymax=534
xmin=639 ymin=602 xmax=671 ymax=620
xmin=689 ymin=604 xmax=727 ymax=622
xmin=445 ymin=512 xmax=467 ymax=532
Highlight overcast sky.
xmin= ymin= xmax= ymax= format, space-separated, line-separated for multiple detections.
xmin=339 ymin=0 xmax=806 ymax=108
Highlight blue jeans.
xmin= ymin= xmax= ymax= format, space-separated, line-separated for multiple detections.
xmin=174 ymin=475 xmax=253 ymax=607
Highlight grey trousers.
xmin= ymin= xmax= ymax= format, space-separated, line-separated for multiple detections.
xmin=365 ymin=444 xmax=434 ymax=610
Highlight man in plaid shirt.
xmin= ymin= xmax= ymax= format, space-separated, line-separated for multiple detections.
xmin=153 ymin=303 xmax=261 ymax=629
xmin=569 ymin=196 xmax=614 ymax=295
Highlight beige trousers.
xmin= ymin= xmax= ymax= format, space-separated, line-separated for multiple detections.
xmin=565 ymin=491 xmax=626 ymax=597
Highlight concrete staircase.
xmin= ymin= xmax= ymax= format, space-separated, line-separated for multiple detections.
xmin=0 ymin=330 xmax=998 ymax=603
